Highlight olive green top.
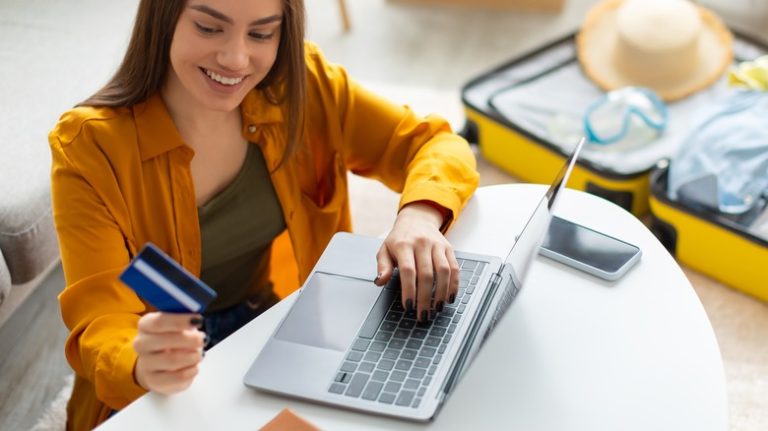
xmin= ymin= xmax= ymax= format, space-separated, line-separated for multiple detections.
xmin=197 ymin=143 xmax=286 ymax=312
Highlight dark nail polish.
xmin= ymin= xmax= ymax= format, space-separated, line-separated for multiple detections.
xmin=436 ymin=301 xmax=444 ymax=313
xmin=421 ymin=310 xmax=428 ymax=322
xmin=202 ymin=349 xmax=206 ymax=358
xmin=190 ymin=317 xmax=203 ymax=328
xmin=449 ymin=294 xmax=456 ymax=304
xmin=203 ymin=334 xmax=210 ymax=347
xmin=373 ymin=272 xmax=382 ymax=284
xmin=405 ymin=298 xmax=414 ymax=312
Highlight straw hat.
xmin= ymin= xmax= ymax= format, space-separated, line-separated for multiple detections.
xmin=577 ymin=0 xmax=734 ymax=102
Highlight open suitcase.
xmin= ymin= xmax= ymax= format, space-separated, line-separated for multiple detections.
xmin=649 ymin=162 xmax=768 ymax=302
xmin=461 ymin=32 xmax=768 ymax=216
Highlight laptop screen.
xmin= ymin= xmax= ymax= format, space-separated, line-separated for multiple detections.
xmin=501 ymin=137 xmax=585 ymax=286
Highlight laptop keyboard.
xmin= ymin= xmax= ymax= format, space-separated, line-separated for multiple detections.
xmin=327 ymin=258 xmax=486 ymax=409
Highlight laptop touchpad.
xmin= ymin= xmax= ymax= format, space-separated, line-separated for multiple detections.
xmin=274 ymin=272 xmax=380 ymax=352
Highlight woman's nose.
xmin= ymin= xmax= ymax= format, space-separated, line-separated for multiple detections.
xmin=217 ymin=36 xmax=249 ymax=72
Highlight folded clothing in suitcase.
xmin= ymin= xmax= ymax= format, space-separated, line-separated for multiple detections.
xmin=462 ymin=33 xmax=768 ymax=216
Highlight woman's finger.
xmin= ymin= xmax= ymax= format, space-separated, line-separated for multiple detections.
xmin=414 ymin=239 xmax=434 ymax=322
xmin=375 ymin=243 xmax=395 ymax=286
xmin=138 ymin=312 xmax=202 ymax=334
xmin=431 ymin=244 xmax=451 ymax=312
xmin=133 ymin=329 xmax=205 ymax=354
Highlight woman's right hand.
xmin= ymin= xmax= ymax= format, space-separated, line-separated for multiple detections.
xmin=132 ymin=312 xmax=206 ymax=395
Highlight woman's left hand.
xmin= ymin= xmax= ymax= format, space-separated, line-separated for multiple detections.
xmin=375 ymin=202 xmax=459 ymax=323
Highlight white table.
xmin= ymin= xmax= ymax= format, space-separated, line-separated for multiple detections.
xmin=101 ymin=185 xmax=727 ymax=430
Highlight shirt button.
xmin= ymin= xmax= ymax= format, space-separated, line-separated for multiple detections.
xmin=247 ymin=124 xmax=257 ymax=134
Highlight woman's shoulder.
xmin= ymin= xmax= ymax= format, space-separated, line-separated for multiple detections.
xmin=303 ymin=41 xmax=348 ymax=85
xmin=49 ymin=104 xmax=133 ymax=151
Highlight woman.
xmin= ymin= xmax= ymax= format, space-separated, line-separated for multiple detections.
xmin=49 ymin=0 xmax=479 ymax=429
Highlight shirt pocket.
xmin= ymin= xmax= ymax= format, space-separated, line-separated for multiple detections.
xmin=298 ymin=151 xmax=348 ymax=226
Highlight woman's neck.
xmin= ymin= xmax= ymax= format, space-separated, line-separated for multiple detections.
xmin=160 ymin=79 xmax=241 ymax=146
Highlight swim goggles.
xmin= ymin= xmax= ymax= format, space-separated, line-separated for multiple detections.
xmin=583 ymin=87 xmax=668 ymax=146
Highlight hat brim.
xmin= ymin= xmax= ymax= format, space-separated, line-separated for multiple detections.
xmin=577 ymin=0 xmax=734 ymax=102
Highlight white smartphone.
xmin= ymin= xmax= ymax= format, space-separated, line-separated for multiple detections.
xmin=539 ymin=216 xmax=641 ymax=281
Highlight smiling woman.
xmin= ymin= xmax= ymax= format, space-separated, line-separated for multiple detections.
xmin=48 ymin=0 xmax=478 ymax=429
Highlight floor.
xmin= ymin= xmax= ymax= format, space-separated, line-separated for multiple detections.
xmin=0 ymin=0 xmax=765 ymax=430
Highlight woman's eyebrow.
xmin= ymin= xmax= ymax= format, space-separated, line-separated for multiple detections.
xmin=189 ymin=4 xmax=282 ymax=26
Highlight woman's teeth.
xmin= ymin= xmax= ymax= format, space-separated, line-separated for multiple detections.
xmin=204 ymin=69 xmax=244 ymax=86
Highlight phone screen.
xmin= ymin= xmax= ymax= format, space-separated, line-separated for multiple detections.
xmin=541 ymin=217 xmax=640 ymax=274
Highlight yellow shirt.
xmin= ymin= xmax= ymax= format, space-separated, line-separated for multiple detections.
xmin=49 ymin=42 xmax=479 ymax=430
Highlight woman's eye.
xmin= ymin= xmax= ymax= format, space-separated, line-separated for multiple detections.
xmin=249 ymin=32 xmax=274 ymax=41
xmin=194 ymin=22 xmax=219 ymax=34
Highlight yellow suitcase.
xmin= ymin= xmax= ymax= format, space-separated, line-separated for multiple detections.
xmin=649 ymin=164 xmax=768 ymax=302
xmin=461 ymin=33 xmax=768 ymax=217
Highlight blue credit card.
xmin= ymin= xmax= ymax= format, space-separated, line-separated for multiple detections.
xmin=120 ymin=242 xmax=217 ymax=313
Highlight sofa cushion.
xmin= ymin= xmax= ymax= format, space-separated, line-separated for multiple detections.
xmin=0 ymin=2 xmax=137 ymax=286
xmin=0 ymin=249 xmax=9 ymax=305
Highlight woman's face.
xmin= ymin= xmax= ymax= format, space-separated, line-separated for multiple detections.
xmin=167 ymin=0 xmax=283 ymax=113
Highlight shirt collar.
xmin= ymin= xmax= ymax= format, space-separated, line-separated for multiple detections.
xmin=133 ymin=93 xmax=187 ymax=162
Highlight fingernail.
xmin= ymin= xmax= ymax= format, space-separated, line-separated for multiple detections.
xmin=436 ymin=301 xmax=444 ymax=313
xmin=190 ymin=317 xmax=203 ymax=328
xmin=373 ymin=272 xmax=382 ymax=284
xmin=405 ymin=298 xmax=414 ymax=312
xmin=449 ymin=294 xmax=456 ymax=304
xmin=421 ymin=310 xmax=428 ymax=323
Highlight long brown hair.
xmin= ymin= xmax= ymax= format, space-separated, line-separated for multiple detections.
xmin=80 ymin=0 xmax=306 ymax=165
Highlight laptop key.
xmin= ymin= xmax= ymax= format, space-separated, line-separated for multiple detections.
xmin=396 ymin=390 xmax=416 ymax=407
xmin=375 ymin=331 xmax=393 ymax=342
xmin=377 ymin=359 xmax=395 ymax=371
xmin=362 ymin=381 xmax=384 ymax=401
xmin=400 ymin=349 xmax=417 ymax=360
xmin=404 ymin=378 xmax=420 ymax=390
xmin=364 ymin=351 xmax=382 ymax=363
xmin=385 ymin=311 xmax=403 ymax=322
xmin=438 ymin=344 xmax=447 ymax=354
xmin=395 ymin=360 xmax=413 ymax=371
xmin=399 ymin=319 xmax=416 ymax=329
xmin=408 ymin=368 xmax=426 ymax=379
xmin=424 ymin=336 xmax=441 ymax=347
xmin=393 ymin=329 xmax=410 ymax=339
xmin=352 ymin=339 xmax=370 ymax=351
xmin=384 ymin=381 xmax=402 ymax=393
xmin=430 ymin=327 xmax=446 ymax=337
xmin=345 ymin=373 xmax=370 ymax=398
xmin=371 ymin=370 xmax=389 ymax=382
xmin=461 ymin=260 xmax=478 ymax=271
xmin=434 ymin=354 xmax=442 ymax=365
xmin=411 ymin=329 xmax=428 ymax=339
xmin=428 ymin=365 xmax=437 ymax=376
xmin=359 ymin=362 xmax=376 ymax=373
xmin=419 ymin=347 xmax=436 ymax=357
xmin=418 ymin=387 xmax=426 ymax=397
xmin=433 ymin=316 xmax=451 ymax=327
xmin=379 ymin=392 xmax=396 ymax=404
xmin=413 ymin=397 xmax=422 ymax=408
xmin=458 ymin=304 xmax=466 ymax=314
xmin=329 ymin=383 xmax=346 ymax=394
xmin=383 ymin=348 xmax=400 ymax=360
xmin=369 ymin=341 xmax=387 ymax=353
xmin=347 ymin=351 xmax=364 ymax=362
xmin=380 ymin=321 xmax=398 ymax=332
xmin=390 ymin=370 xmax=407 ymax=382
xmin=335 ymin=372 xmax=351 ymax=383
xmin=341 ymin=362 xmax=357 ymax=373
xmin=388 ymin=339 xmax=406 ymax=350
xmin=414 ymin=357 xmax=430 ymax=369
xmin=405 ymin=339 xmax=422 ymax=350
xmin=448 ymin=324 xmax=457 ymax=334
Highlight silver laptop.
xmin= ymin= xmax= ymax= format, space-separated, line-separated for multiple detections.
xmin=244 ymin=138 xmax=585 ymax=421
